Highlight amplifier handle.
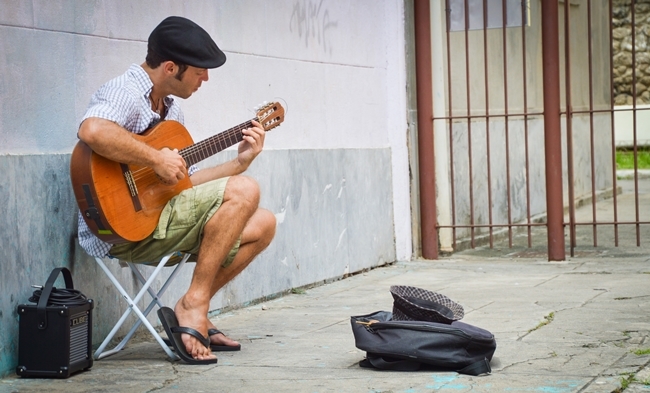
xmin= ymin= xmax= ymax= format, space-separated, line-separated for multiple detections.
xmin=37 ymin=267 xmax=74 ymax=330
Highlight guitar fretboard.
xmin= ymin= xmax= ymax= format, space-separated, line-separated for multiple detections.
xmin=180 ymin=120 xmax=254 ymax=167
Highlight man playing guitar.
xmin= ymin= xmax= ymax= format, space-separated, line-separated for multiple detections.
xmin=75 ymin=16 xmax=276 ymax=363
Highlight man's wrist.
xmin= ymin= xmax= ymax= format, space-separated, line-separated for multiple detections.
xmin=233 ymin=157 xmax=249 ymax=174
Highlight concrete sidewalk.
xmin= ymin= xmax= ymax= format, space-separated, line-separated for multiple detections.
xmin=2 ymin=251 xmax=649 ymax=393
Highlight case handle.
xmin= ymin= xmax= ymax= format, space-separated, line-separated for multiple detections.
xmin=37 ymin=267 xmax=74 ymax=330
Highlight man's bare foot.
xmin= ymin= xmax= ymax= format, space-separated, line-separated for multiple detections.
xmin=208 ymin=323 xmax=241 ymax=348
xmin=174 ymin=296 xmax=217 ymax=361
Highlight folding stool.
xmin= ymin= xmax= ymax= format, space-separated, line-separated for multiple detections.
xmin=93 ymin=251 xmax=191 ymax=360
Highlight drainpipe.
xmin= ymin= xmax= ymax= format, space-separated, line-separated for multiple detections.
xmin=413 ymin=0 xmax=438 ymax=259
xmin=541 ymin=1 xmax=566 ymax=261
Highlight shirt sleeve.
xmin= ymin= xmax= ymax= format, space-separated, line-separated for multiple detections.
xmin=188 ymin=165 xmax=199 ymax=176
xmin=81 ymin=85 xmax=138 ymax=127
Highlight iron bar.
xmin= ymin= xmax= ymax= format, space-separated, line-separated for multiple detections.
xmin=563 ymin=0 xmax=577 ymax=257
xmin=483 ymin=0 xmax=494 ymax=248
xmin=521 ymin=0 xmax=533 ymax=248
xmin=463 ymin=0 xmax=476 ymax=248
xmin=631 ymin=0 xmax=642 ymax=246
xmin=432 ymin=106 xmax=650 ymax=119
xmin=571 ymin=221 xmax=650 ymax=226
xmin=445 ymin=0 xmax=458 ymax=251
xmin=587 ymin=0 xmax=599 ymax=247
xmin=609 ymin=0 xmax=620 ymax=246
xmin=438 ymin=223 xmax=546 ymax=229
xmin=439 ymin=222 xmax=650 ymax=229
xmin=566 ymin=107 xmax=650 ymax=114
xmin=502 ymin=0 xmax=513 ymax=247
xmin=433 ymin=112 xmax=544 ymax=120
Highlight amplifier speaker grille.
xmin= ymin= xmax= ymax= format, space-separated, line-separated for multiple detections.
xmin=70 ymin=311 xmax=90 ymax=364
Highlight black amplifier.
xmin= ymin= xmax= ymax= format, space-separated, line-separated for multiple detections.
xmin=16 ymin=267 xmax=93 ymax=378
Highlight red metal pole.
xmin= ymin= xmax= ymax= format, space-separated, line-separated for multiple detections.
xmin=541 ymin=1 xmax=566 ymax=261
xmin=414 ymin=0 xmax=438 ymax=259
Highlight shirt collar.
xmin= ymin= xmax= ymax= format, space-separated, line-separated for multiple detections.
xmin=128 ymin=64 xmax=153 ymax=95
xmin=128 ymin=63 xmax=174 ymax=106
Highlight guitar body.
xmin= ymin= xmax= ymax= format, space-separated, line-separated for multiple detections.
xmin=70 ymin=121 xmax=194 ymax=243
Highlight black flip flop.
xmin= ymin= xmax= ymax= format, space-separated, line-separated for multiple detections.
xmin=207 ymin=328 xmax=242 ymax=352
xmin=157 ymin=307 xmax=218 ymax=365
xmin=163 ymin=327 xmax=242 ymax=352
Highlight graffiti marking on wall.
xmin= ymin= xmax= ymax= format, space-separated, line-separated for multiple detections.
xmin=290 ymin=0 xmax=338 ymax=55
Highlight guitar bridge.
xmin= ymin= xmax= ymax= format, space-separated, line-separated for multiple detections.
xmin=120 ymin=164 xmax=142 ymax=212
xmin=123 ymin=170 xmax=138 ymax=197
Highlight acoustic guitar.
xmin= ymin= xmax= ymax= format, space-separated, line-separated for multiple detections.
xmin=70 ymin=101 xmax=285 ymax=243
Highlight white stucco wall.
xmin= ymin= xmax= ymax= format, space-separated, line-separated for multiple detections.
xmin=0 ymin=0 xmax=412 ymax=260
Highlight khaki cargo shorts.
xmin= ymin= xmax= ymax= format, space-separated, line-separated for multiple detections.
xmin=109 ymin=177 xmax=240 ymax=267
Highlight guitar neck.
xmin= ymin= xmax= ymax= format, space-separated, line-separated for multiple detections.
xmin=180 ymin=119 xmax=254 ymax=167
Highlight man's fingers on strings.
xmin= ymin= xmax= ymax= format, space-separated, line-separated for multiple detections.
xmin=172 ymin=148 xmax=187 ymax=167
xmin=243 ymin=127 xmax=264 ymax=143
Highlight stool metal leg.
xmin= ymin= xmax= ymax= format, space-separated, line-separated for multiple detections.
xmin=93 ymin=254 xmax=186 ymax=360
xmin=109 ymin=255 xmax=190 ymax=356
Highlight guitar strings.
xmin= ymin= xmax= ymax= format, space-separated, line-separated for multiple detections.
xmin=129 ymin=120 xmax=253 ymax=181
xmin=181 ymin=121 xmax=250 ymax=160
xmin=129 ymin=126 xmax=244 ymax=181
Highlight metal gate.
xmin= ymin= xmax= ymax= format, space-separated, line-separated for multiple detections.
xmin=413 ymin=0 xmax=650 ymax=260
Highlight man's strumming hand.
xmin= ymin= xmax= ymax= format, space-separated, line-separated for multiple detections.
xmin=154 ymin=147 xmax=187 ymax=185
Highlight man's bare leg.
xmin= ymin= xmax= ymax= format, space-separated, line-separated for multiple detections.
xmin=206 ymin=207 xmax=276 ymax=347
xmin=174 ymin=176 xmax=261 ymax=360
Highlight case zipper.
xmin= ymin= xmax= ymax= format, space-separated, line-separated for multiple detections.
xmin=355 ymin=319 xmax=494 ymax=343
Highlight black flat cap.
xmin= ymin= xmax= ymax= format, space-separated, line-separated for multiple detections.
xmin=148 ymin=16 xmax=226 ymax=69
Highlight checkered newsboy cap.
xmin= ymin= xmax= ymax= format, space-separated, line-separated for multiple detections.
xmin=390 ymin=285 xmax=464 ymax=324
xmin=148 ymin=16 xmax=226 ymax=69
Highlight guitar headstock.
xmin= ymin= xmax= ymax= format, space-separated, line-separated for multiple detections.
xmin=256 ymin=101 xmax=285 ymax=132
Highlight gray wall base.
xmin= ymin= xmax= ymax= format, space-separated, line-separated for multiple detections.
xmin=0 ymin=148 xmax=396 ymax=376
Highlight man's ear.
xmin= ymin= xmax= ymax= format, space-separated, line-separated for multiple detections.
xmin=162 ymin=61 xmax=176 ymax=75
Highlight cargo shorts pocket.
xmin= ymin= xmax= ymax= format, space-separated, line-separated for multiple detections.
xmin=153 ymin=187 xmax=198 ymax=240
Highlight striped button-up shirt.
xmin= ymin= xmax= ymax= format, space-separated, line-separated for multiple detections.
xmin=77 ymin=64 xmax=198 ymax=257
